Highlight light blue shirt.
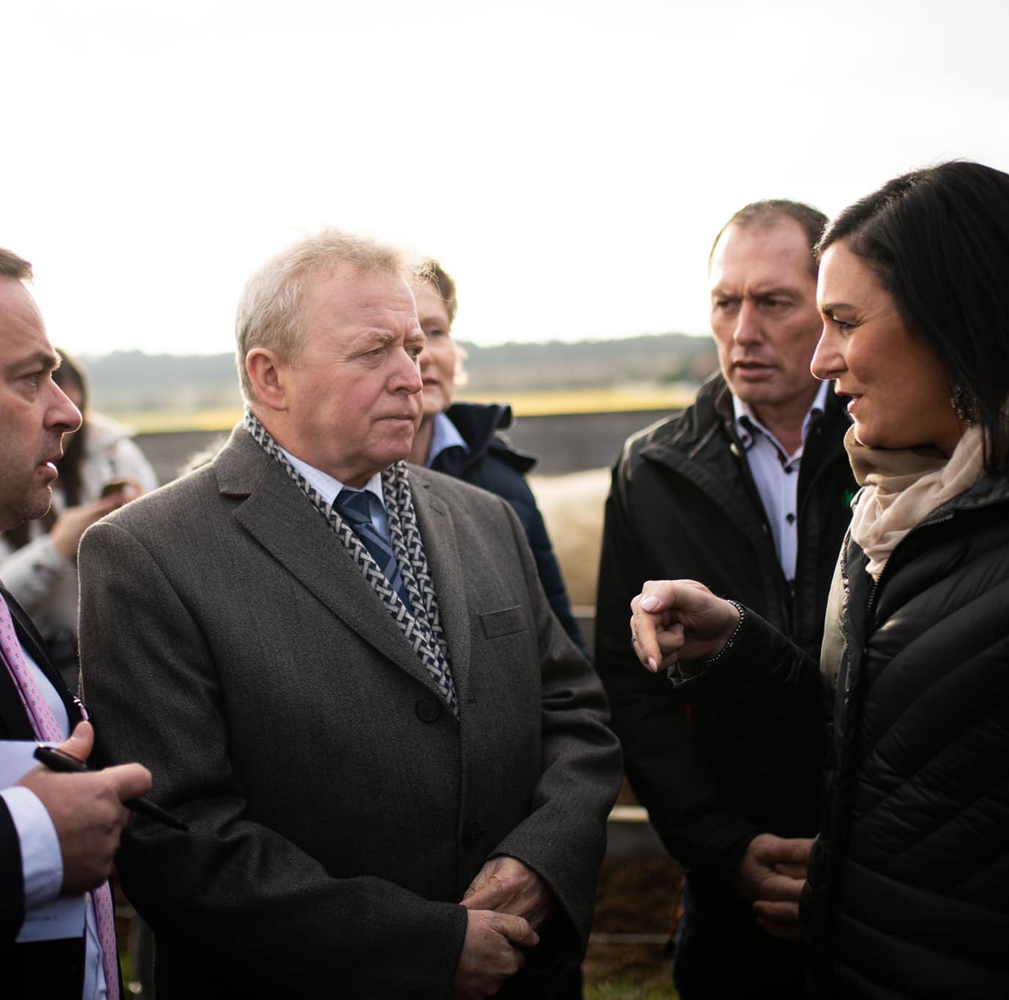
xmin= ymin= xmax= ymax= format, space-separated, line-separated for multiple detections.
xmin=424 ymin=412 xmax=469 ymax=468
xmin=732 ymin=380 xmax=830 ymax=587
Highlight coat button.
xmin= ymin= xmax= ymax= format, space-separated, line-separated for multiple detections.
xmin=415 ymin=698 xmax=442 ymax=723
xmin=462 ymin=822 xmax=483 ymax=848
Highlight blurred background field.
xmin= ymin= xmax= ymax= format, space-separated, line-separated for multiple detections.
xmin=91 ymin=338 xmax=702 ymax=638
xmin=82 ymin=332 xmax=713 ymax=432
xmin=108 ymin=384 xmax=697 ymax=434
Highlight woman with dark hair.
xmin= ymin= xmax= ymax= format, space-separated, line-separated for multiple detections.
xmin=629 ymin=161 xmax=1009 ymax=998
xmin=407 ymin=260 xmax=586 ymax=653
xmin=0 ymin=350 xmax=157 ymax=687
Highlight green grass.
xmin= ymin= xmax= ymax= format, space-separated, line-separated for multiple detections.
xmin=586 ymin=978 xmax=678 ymax=1000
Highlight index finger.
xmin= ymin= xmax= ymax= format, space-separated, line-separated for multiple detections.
xmin=630 ymin=604 xmax=662 ymax=673
xmin=631 ymin=581 xmax=681 ymax=672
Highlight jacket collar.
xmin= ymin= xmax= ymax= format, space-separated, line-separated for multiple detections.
xmin=644 ymin=373 xmax=849 ymax=462
xmin=212 ymin=427 xmax=467 ymax=714
xmin=442 ymin=402 xmax=537 ymax=476
xmin=408 ymin=468 xmax=472 ymax=710
xmin=634 ymin=373 xmax=851 ymax=555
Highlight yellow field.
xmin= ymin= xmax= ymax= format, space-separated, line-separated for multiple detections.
xmin=111 ymin=385 xmax=696 ymax=434
xmin=113 ymin=406 xmax=247 ymax=434
xmin=462 ymin=385 xmax=696 ymax=416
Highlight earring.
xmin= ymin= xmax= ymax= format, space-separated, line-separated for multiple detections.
xmin=950 ymin=384 xmax=977 ymax=426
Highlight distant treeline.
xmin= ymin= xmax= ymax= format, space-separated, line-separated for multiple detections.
xmin=461 ymin=333 xmax=716 ymax=392
xmin=82 ymin=332 xmax=716 ymax=414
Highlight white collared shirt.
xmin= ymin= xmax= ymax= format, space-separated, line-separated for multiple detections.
xmin=280 ymin=449 xmax=390 ymax=539
xmin=732 ymin=380 xmax=830 ymax=589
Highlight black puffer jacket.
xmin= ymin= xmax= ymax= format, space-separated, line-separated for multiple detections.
xmin=429 ymin=402 xmax=585 ymax=653
xmin=679 ymin=472 xmax=1009 ymax=998
xmin=595 ymin=375 xmax=855 ymax=893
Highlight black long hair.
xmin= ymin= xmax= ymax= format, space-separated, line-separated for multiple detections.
xmin=817 ymin=161 xmax=1009 ymax=473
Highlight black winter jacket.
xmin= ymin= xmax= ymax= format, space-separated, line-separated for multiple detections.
xmin=679 ymin=472 xmax=1009 ymax=998
xmin=429 ymin=402 xmax=584 ymax=653
xmin=595 ymin=375 xmax=855 ymax=900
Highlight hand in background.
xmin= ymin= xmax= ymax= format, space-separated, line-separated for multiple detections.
xmin=50 ymin=486 xmax=139 ymax=561
xmin=734 ymin=833 xmax=814 ymax=942
xmin=17 ymin=721 xmax=152 ymax=893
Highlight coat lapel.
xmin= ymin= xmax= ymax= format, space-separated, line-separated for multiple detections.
xmin=215 ymin=430 xmax=451 ymax=702
xmin=410 ymin=473 xmax=472 ymax=710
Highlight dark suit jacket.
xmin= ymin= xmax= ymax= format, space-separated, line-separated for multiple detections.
xmin=78 ymin=427 xmax=621 ymax=999
xmin=0 ymin=584 xmax=86 ymax=998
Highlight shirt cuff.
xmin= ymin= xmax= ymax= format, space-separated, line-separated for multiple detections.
xmin=0 ymin=786 xmax=63 ymax=908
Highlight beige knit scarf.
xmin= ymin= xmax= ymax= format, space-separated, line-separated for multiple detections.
xmin=846 ymin=424 xmax=985 ymax=581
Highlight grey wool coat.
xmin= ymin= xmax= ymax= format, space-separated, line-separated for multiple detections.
xmin=77 ymin=427 xmax=622 ymax=1000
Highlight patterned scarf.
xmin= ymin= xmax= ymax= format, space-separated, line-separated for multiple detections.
xmin=242 ymin=411 xmax=457 ymax=715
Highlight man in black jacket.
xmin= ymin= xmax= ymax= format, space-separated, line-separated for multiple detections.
xmin=0 ymin=246 xmax=151 ymax=999
xmin=595 ymin=201 xmax=856 ymax=998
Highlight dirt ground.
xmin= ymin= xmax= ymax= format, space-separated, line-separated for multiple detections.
xmin=584 ymin=855 xmax=680 ymax=993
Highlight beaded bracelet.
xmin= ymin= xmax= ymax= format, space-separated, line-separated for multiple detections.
xmin=703 ymin=600 xmax=746 ymax=664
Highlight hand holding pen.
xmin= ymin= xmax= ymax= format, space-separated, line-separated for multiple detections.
xmin=16 ymin=722 xmax=158 ymax=893
xmin=33 ymin=741 xmax=188 ymax=832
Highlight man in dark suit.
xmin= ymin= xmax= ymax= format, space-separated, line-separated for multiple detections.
xmin=78 ymin=231 xmax=622 ymax=999
xmin=595 ymin=202 xmax=855 ymax=999
xmin=0 ymin=246 xmax=152 ymax=999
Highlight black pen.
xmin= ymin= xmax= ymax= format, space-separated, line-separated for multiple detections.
xmin=33 ymin=745 xmax=189 ymax=832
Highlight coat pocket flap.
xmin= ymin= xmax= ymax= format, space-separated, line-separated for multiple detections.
xmin=479 ymin=606 xmax=526 ymax=639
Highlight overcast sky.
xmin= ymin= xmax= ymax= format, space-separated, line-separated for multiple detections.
xmin=5 ymin=0 xmax=1008 ymax=357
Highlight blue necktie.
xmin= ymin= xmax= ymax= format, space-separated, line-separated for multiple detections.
xmin=332 ymin=489 xmax=413 ymax=612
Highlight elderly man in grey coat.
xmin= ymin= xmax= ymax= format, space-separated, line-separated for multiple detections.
xmin=77 ymin=231 xmax=621 ymax=1000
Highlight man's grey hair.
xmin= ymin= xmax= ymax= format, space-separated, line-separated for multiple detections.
xmin=708 ymin=200 xmax=828 ymax=279
xmin=0 ymin=247 xmax=33 ymax=281
xmin=235 ymin=228 xmax=413 ymax=401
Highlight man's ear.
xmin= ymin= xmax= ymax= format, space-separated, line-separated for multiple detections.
xmin=246 ymin=348 xmax=288 ymax=411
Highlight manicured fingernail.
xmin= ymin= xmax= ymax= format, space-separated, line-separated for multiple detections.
xmin=641 ymin=596 xmax=660 ymax=611
xmin=647 ymin=657 xmax=657 ymax=671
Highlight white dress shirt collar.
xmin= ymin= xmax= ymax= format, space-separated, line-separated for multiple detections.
xmin=280 ymin=449 xmax=385 ymax=511
xmin=732 ymin=379 xmax=830 ymax=463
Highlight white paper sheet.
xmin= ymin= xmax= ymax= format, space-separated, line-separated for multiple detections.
xmin=0 ymin=740 xmax=87 ymax=941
